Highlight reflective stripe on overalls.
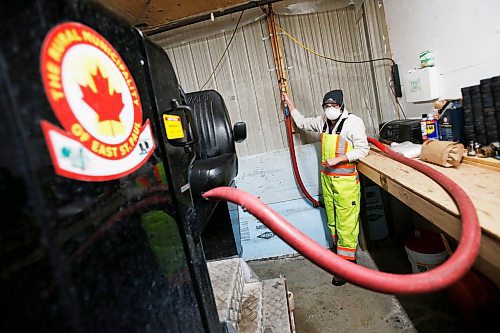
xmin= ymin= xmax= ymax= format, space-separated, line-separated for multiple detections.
xmin=321 ymin=117 xmax=360 ymax=260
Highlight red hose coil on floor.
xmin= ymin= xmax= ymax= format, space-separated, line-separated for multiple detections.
xmin=203 ymin=137 xmax=481 ymax=295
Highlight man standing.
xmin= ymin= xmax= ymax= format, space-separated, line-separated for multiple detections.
xmin=282 ymin=90 xmax=369 ymax=286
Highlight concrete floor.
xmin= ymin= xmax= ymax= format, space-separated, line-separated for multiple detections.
xmin=248 ymin=238 xmax=469 ymax=333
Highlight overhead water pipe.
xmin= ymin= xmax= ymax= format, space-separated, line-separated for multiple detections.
xmin=143 ymin=0 xmax=285 ymax=35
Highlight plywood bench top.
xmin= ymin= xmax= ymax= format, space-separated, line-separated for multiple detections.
xmin=359 ymin=147 xmax=500 ymax=239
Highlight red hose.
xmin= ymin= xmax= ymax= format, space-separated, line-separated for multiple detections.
xmin=285 ymin=115 xmax=323 ymax=208
xmin=203 ymin=138 xmax=481 ymax=295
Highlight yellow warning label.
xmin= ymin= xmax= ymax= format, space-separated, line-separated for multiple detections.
xmin=163 ymin=114 xmax=184 ymax=139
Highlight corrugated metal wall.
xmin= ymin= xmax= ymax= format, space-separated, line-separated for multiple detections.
xmin=161 ymin=0 xmax=396 ymax=157
xmin=362 ymin=0 xmax=401 ymax=122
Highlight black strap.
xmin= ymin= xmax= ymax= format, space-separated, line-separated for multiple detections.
xmin=322 ymin=122 xmax=328 ymax=133
xmin=335 ymin=117 xmax=349 ymax=134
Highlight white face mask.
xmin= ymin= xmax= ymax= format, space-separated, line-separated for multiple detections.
xmin=324 ymin=106 xmax=342 ymax=120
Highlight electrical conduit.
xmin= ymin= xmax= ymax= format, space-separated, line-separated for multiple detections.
xmin=203 ymin=137 xmax=481 ymax=295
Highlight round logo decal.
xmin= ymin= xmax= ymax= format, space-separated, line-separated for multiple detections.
xmin=40 ymin=22 xmax=155 ymax=181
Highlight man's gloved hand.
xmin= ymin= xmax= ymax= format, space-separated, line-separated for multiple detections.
xmin=281 ymin=92 xmax=295 ymax=111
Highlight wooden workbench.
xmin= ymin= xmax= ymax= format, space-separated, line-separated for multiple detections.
xmin=358 ymin=146 xmax=500 ymax=288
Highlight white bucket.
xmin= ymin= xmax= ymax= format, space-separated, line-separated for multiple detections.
xmin=405 ymin=246 xmax=448 ymax=273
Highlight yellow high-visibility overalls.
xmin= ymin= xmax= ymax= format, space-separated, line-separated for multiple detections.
xmin=321 ymin=117 xmax=360 ymax=260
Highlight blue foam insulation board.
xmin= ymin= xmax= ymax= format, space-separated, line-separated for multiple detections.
xmin=229 ymin=142 xmax=333 ymax=260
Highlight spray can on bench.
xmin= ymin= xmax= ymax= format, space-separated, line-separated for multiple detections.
xmin=426 ymin=113 xmax=439 ymax=140
xmin=420 ymin=114 xmax=428 ymax=142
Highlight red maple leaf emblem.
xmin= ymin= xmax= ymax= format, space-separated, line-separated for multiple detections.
xmin=80 ymin=67 xmax=124 ymax=123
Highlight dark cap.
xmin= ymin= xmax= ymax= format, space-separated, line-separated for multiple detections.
xmin=322 ymin=90 xmax=343 ymax=106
